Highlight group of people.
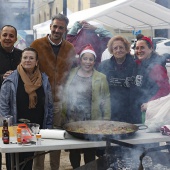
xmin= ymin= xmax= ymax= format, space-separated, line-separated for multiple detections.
xmin=0 ymin=12 xmax=169 ymax=170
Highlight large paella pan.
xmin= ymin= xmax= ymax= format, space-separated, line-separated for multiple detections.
xmin=63 ymin=120 xmax=144 ymax=141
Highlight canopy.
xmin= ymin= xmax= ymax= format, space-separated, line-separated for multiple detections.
xmin=33 ymin=20 xmax=51 ymax=35
xmin=68 ymin=0 xmax=170 ymax=31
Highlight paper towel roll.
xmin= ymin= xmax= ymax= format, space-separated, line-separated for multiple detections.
xmin=40 ymin=129 xmax=67 ymax=139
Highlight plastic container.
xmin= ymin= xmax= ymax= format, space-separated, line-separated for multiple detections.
xmin=18 ymin=123 xmax=32 ymax=144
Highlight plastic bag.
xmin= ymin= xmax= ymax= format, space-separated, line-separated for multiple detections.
xmin=145 ymin=94 xmax=170 ymax=132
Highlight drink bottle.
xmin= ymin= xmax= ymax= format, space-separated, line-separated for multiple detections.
xmin=2 ymin=120 xmax=9 ymax=144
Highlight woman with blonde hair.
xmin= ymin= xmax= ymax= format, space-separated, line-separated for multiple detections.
xmin=98 ymin=35 xmax=135 ymax=123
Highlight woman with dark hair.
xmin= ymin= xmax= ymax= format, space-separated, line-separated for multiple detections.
xmin=131 ymin=36 xmax=170 ymax=123
xmin=0 ymin=47 xmax=53 ymax=170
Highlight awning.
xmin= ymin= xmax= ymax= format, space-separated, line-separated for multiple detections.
xmin=68 ymin=0 xmax=170 ymax=31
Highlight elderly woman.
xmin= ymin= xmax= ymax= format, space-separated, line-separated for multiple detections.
xmin=98 ymin=35 xmax=135 ymax=123
xmin=131 ymin=36 xmax=170 ymax=123
xmin=62 ymin=44 xmax=111 ymax=169
xmin=0 ymin=47 xmax=53 ymax=170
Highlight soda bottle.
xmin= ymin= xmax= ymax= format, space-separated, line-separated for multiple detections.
xmin=2 ymin=120 xmax=9 ymax=144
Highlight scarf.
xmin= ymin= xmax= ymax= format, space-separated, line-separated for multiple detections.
xmin=17 ymin=64 xmax=42 ymax=109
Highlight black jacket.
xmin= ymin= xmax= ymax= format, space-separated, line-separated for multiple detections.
xmin=130 ymin=52 xmax=169 ymax=123
xmin=0 ymin=44 xmax=22 ymax=87
xmin=98 ymin=54 xmax=135 ymax=122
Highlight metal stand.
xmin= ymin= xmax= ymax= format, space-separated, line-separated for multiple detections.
xmin=103 ymin=137 xmax=170 ymax=170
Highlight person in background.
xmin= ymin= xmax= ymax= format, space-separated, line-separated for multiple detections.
xmin=131 ymin=36 xmax=170 ymax=123
xmin=62 ymin=44 xmax=111 ymax=169
xmin=67 ymin=20 xmax=112 ymax=67
xmin=133 ymin=34 xmax=144 ymax=50
xmin=0 ymin=24 xmax=22 ymax=170
xmin=98 ymin=35 xmax=135 ymax=123
xmin=131 ymin=34 xmax=144 ymax=60
xmin=0 ymin=47 xmax=53 ymax=170
xmin=31 ymin=13 xmax=76 ymax=170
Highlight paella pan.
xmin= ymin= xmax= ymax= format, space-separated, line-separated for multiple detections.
xmin=63 ymin=120 xmax=145 ymax=140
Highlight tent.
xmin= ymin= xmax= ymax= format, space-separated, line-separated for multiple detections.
xmin=33 ymin=20 xmax=51 ymax=37
xmin=68 ymin=0 xmax=170 ymax=33
xmin=33 ymin=0 xmax=170 ymax=38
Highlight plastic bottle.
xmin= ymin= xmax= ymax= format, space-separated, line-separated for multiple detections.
xmin=36 ymin=134 xmax=41 ymax=145
xmin=17 ymin=127 xmax=21 ymax=144
xmin=2 ymin=120 xmax=9 ymax=144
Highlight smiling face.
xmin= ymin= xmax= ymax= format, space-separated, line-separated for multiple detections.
xmin=0 ymin=26 xmax=17 ymax=52
xmin=135 ymin=40 xmax=153 ymax=60
xmin=80 ymin=53 xmax=95 ymax=73
xmin=50 ymin=19 xmax=67 ymax=44
xmin=112 ymin=40 xmax=128 ymax=59
xmin=21 ymin=51 xmax=38 ymax=73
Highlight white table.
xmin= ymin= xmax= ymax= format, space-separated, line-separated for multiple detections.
xmin=1 ymin=129 xmax=170 ymax=170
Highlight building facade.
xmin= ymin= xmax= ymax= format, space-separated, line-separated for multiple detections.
xmin=0 ymin=0 xmax=30 ymax=29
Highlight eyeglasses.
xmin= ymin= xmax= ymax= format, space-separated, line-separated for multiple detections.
xmin=112 ymin=46 xmax=125 ymax=51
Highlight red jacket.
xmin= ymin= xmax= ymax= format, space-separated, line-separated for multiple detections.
xmin=67 ymin=29 xmax=110 ymax=67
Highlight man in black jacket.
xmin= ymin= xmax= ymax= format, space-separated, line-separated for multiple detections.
xmin=0 ymin=25 xmax=22 ymax=170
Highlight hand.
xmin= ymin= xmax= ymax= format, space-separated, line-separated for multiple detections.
xmin=79 ymin=20 xmax=88 ymax=25
xmin=3 ymin=70 xmax=13 ymax=80
xmin=141 ymin=103 xmax=148 ymax=112
xmin=82 ymin=23 xmax=97 ymax=30
xmin=79 ymin=20 xmax=97 ymax=30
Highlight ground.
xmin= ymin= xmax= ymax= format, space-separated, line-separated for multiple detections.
xmin=2 ymin=150 xmax=84 ymax=170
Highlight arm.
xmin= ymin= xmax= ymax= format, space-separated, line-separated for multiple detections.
xmin=0 ymin=81 xmax=11 ymax=117
xmin=67 ymin=21 xmax=82 ymax=35
xmin=0 ymin=70 xmax=14 ymax=87
xmin=81 ymin=21 xmax=113 ymax=38
xmin=95 ymin=27 xmax=113 ymax=38
xmin=149 ymin=65 xmax=170 ymax=101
